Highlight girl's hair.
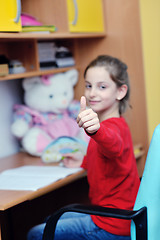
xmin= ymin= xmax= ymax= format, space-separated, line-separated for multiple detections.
xmin=84 ymin=55 xmax=130 ymax=115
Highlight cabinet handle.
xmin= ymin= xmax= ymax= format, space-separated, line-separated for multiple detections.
xmin=14 ymin=0 xmax=21 ymax=23
xmin=72 ymin=0 xmax=78 ymax=25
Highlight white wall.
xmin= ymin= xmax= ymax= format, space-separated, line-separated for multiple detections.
xmin=0 ymin=79 xmax=23 ymax=158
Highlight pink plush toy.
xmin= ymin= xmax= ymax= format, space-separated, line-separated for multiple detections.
xmin=11 ymin=70 xmax=89 ymax=157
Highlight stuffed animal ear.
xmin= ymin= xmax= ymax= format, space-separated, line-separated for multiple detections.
xmin=22 ymin=77 xmax=41 ymax=91
xmin=65 ymin=69 xmax=78 ymax=86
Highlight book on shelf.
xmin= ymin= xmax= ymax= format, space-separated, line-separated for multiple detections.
xmin=22 ymin=25 xmax=57 ymax=33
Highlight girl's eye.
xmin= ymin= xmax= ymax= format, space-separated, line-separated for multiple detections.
xmin=85 ymin=83 xmax=92 ymax=89
xmin=49 ymin=94 xmax=54 ymax=98
xmin=99 ymin=85 xmax=106 ymax=89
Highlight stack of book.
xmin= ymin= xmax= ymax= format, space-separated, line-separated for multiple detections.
xmin=38 ymin=42 xmax=75 ymax=69
xmin=38 ymin=42 xmax=58 ymax=70
xmin=55 ymin=47 xmax=75 ymax=68
xmin=22 ymin=25 xmax=56 ymax=33
xmin=21 ymin=13 xmax=56 ymax=34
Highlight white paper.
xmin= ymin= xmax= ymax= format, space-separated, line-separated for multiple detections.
xmin=0 ymin=166 xmax=82 ymax=191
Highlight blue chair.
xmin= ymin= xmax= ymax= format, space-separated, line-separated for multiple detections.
xmin=43 ymin=124 xmax=160 ymax=240
xmin=131 ymin=124 xmax=160 ymax=239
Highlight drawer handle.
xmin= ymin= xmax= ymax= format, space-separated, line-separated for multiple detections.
xmin=72 ymin=0 xmax=78 ymax=25
xmin=14 ymin=0 xmax=21 ymax=23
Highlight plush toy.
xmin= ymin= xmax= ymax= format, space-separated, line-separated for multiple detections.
xmin=11 ymin=69 xmax=89 ymax=161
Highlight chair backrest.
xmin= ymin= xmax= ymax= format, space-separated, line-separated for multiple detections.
xmin=131 ymin=124 xmax=160 ymax=240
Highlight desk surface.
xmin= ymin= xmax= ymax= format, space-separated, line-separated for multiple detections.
xmin=0 ymin=144 xmax=144 ymax=211
xmin=0 ymin=152 xmax=86 ymax=211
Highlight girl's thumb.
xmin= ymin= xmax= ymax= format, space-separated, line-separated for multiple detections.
xmin=80 ymin=96 xmax=86 ymax=112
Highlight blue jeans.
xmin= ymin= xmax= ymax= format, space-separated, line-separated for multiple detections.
xmin=27 ymin=212 xmax=131 ymax=240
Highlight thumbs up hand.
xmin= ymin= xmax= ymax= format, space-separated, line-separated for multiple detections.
xmin=77 ymin=96 xmax=100 ymax=134
xmin=79 ymin=96 xmax=87 ymax=113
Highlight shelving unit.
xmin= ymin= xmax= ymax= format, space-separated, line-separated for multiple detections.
xmin=0 ymin=0 xmax=106 ymax=82
xmin=0 ymin=32 xmax=106 ymax=81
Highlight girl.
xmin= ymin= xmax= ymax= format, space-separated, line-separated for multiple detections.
xmin=27 ymin=55 xmax=140 ymax=240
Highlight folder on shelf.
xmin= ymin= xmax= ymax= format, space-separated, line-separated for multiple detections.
xmin=22 ymin=25 xmax=57 ymax=33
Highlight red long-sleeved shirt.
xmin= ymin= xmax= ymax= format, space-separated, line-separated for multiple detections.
xmin=81 ymin=117 xmax=140 ymax=236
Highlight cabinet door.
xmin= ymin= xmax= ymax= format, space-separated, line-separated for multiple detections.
xmin=0 ymin=0 xmax=21 ymax=32
xmin=67 ymin=0 xmax=104 ymax=32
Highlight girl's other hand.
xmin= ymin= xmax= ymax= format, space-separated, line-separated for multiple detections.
xmin=61 ymin=151 xmax=84 ymax=168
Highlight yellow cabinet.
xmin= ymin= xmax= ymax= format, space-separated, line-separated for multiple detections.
xmin=0 ymin=0 xmax=22 ymax=32
xmin=67 ymin=0 xmax=104 ymax=32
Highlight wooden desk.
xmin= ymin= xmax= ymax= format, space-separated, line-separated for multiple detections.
xmin=0 ymin=146 xmax=144 ymax=240
xmin=0 ymin=152 xmax=88 ymax=240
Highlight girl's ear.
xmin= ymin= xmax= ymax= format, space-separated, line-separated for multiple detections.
xmin=117 ymin=84 xmax=128 ymax=100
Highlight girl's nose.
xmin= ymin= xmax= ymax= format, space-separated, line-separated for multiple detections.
xmin=89 ymin=87 xmax=96 ymax=97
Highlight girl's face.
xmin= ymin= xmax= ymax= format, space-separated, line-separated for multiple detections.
xmin=84 ymin=66 xmax=122 ymax=121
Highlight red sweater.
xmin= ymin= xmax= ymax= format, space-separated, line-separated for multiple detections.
xmin=81 ymin=117 xmax=140 ymax=236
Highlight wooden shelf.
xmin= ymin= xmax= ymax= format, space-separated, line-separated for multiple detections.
xmin=0 ymin=32 xmax=106 ymax=40
xmin=0 ymin=66 xmax=78 ymax=81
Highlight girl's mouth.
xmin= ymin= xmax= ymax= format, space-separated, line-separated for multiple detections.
xmin=89 ymin=100 xmax=100 ymax=105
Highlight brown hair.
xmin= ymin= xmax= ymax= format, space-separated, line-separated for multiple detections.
xmin=84 ymin=55 xmax=130 ymax=115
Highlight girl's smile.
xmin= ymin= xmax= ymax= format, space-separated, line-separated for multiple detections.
xmin=88 ymin=100 xmax=101 ymax=105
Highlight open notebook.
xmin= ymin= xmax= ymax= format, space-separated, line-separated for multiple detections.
xmin=0 ymin=166 xmax=82 ymax=191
